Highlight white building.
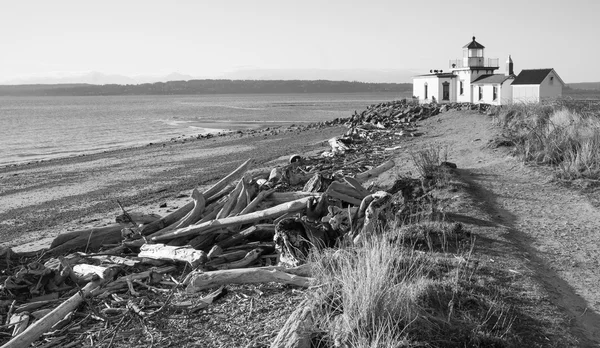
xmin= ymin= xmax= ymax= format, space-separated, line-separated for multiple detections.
xmin=412 ymin=37 xmax=564 ymax=105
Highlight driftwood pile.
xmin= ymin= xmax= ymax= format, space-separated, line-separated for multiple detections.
xmin=0 ymin=140 xmax=401 ymax=347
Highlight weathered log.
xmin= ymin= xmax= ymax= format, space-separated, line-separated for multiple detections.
xmin=138 ymin=243 xmax=207 ymax=267
xmin=216 ymin=177 xmax=245 ymax=219
xmin=140 ymin=159 xmax=252 ymax=235
xmin=152 ymin=197 xmax=313 ymax=242
xmin=148 ymin=189 xmax=206 ymax=239
xmin=115 ymin=212 xmax=162 ymax=225
xmin=354 ymin=159 xmax=395 ymax=183
xmin=238 ymin=188 xmax=276 ymax=215
xmin=72 ymin=264 xmax=116 ymax=280
xmin=0 ymin=280 xmax=103 ymax=348
xmin=96 ymin=265 xmax=177 ymax=296
xmin=185 ymin=266 xmax=313 ymax=293
xmin=204 ymin=250 xmax=248 ymax=267
xmin=326 ymin=181 xmax=368 ymax=201
xmin=216 ymin=224 xmax=275 ymax=249
xmin=228 ymin=181 xmax=250 ymax=217
xmin=48 ymin=223 xmax=130 ymax=255
xmin=270 ymin=300 xmax=315 ymax=348
xmin=213 ymin=248 xmax=263 ymax=270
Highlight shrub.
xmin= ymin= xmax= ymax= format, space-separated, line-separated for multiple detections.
xmin=496 ymin=100 xmax=600 ymax=179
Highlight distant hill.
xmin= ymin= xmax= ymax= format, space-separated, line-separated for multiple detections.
xmin=567 ymin=82 xmax=600 ymax=90
xmin=0 ymin=80 xmax=412 ymax=97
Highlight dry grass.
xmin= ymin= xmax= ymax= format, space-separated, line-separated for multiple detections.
xmin=496 ymin=100 xmax=600 ymax=179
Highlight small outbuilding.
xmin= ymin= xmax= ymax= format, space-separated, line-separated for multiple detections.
xmin=511 ymin=68 xmax=565 ymax=103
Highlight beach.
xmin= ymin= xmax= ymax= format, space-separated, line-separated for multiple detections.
xmin=0 ymin=123 xmax=345 ymax=250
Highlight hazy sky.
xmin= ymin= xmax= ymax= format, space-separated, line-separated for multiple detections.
xmin=1 ymin=0 xmax=599 ymax=83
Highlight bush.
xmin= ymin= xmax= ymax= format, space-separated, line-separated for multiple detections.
xmin=496 ymin=100 xmax=600 ymax=179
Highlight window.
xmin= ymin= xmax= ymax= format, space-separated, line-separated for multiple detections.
xmin=550 ymin=76 xmax=554 ymax=85
xmin=424 ymin=83 xmax=428 ymax=99
xmin=459 ymin=81 xmax=464 ymax=95
xmin=478 ymin=87 xmax=483 ymax=101
xmin=493 ymin=86 xmax=498 ymax=101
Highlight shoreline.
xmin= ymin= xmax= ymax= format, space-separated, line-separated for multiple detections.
xmin=1 ymin=119 xmax=310 ymax=169
xmin=0 ymin=120 xmax=346 ymax=250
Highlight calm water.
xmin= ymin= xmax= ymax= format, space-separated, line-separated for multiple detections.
xmin=0 ymin=93 xmax=404 ymax=166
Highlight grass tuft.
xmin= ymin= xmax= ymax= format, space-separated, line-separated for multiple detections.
xmin=496 ymin=100 xmax=600 ymax=179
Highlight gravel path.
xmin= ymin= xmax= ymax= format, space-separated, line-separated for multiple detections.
xmin=393 ymin=110 xmax=600 ymax=345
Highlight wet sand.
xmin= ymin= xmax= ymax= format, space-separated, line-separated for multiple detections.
xmin=0 ymin=123 xmax=345 ymax=251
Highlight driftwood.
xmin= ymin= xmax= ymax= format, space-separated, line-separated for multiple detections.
xmin=1 ymin=280 xmax=103 ymax=348
xmin=185 ymin=265 xmax=313 ymax=293
xmin=48 ymin=223 xmax=130 ymax=255
xmin=238 ymin=188 xmax=276 ymax=215
xmin=213 ymin=248 xmax=263 ymax=270
xmin=140 ymin=159 xmax=252 ymax=235
xmin=151 ymin=189 xmax=206 ymax=239
xmin=216 ymin=224 xmax=275 ymax=249
xmin=270 ymin=300 xmax=315 ymax=348
xmin=138 ymin=243 xmax=207 ymax=267
xmin=152 ymin=197 xmax=314 ymax=242
xmin=354 ymin=159 xmax=395 ymax=183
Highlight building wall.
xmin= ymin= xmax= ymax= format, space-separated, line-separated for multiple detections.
xmin=512 ymin=85 xmax=540 ymax=103
xmin=501 ymin=78 xmax=513 ymax=104
xmin=539 ymin=71 xmax=563 ymax=100
xmin=413 ymin=76 xmax=439 ymax=103
xmin=413 ymin=76 xmax=456 ymax=103
xmin=472 ymin=84 xmax=502 ymax=105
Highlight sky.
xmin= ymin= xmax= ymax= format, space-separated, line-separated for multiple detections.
xmin=1 ymin=0 xmax=599 ymax=83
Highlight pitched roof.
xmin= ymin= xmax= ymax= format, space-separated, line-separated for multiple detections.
xmin=463 ymin=36 xmax=484 ymax=49
xmin=512 ymin=69 xmax=554 ymax=85
xmin=471 ymin=74 xmax=513 ymax=85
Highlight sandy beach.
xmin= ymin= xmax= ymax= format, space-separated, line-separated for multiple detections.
xmin=0 ymin=123 xmax=345 ymax=251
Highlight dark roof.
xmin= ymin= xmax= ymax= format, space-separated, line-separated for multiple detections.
xmin=463 ymin=36 xmax=484 ymax=49
xmin=512 ymin=69 xmax=554 ymax=85
xmin=471 ymin=74 xmax=513 ymax=85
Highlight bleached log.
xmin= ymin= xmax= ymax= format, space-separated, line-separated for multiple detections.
xmin=354 ymin=159 xmax=395 ymax=183
xmin=148 ymin=189 xmax=206 ymax=239
xmin=72 ymin=264 xmax=116 ymax=280
xmin=185 ymin=265 xmax=314 ymax=293
xmin=216 ymin=177 xmax=245 ymax=219
xmin=140 ymin=159 xmax=252 ymax=235
xmin=205 ymin=250 xmax=248 ymax=268
xmin=48 ymin=223 xmax=129 ymax=255
xmin=0 ymin=280 xmax=103 ymax=348
xmin=138 ymin=243 xmax=207 ymax=267
xmin=228 ymin=181 xmax=249 ymax=217
xmin=238 ymin=188 xmax=276 ymax=215
xmin=152 ymin=197 xmax=313 ymax=242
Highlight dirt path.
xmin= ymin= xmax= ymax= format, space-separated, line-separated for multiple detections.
xmin=393 ymin=110 xmax=600 ymax=345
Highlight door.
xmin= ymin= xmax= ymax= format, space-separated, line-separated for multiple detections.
xmin=442 ymin=82 xmax=450 ymax=101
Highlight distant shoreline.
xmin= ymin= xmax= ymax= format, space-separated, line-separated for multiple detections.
xmin=0 ymin=79 xmax=412 ymax=97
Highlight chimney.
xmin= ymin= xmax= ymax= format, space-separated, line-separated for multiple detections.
xmin=506 ymin=55 xmax=514 ymax=76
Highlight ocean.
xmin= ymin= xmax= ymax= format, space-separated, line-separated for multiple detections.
xmin=0 ymin=92 xmax=405 ymax=166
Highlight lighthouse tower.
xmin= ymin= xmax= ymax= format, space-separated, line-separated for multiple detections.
xmin=449 ymin=36 xmax=499 ymax=102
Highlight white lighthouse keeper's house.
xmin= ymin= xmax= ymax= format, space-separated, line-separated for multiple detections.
xmin=412 ymin=37 xmax=563 ymax=105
